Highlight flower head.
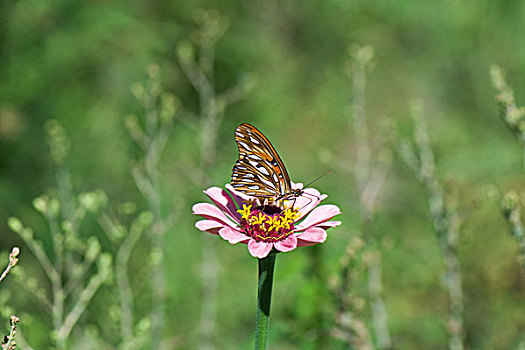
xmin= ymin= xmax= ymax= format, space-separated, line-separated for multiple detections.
xmin=192 ymin=182 xmax=341 ymax=258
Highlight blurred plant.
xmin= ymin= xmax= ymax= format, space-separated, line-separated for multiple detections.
xmin=1 ymin=315 xmax=20 ymax=350
xmin=176 ymin=9 xmax=254 ymax=349
xmin=96 ymin=204 xmax=155 ymax=348
xmin=6 ymin=120 xmax=112 ymax=349
xmin=490 ymin=65 xmax=525 ymax=167
xmin=490 ymin=66 xmax=525 ymax=274
xmin=501 ymin=192 xmax=525 ymax=272
xmin=395 ymin=101 xmax=465 ymax=350
xmin=339 ymin=43 xmax=392 ymax=349
xmin=0 ymin=248 xmax=20 ymax=350
xmin=329 ymin=236 xmax=373 ymax=349
xmin=127 ymin=63 xmax=178 ymax=349
xmin=0 ymin=247 xmax=19 ymax=285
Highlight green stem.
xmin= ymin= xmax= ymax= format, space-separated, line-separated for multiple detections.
xmin=255 ymin=252 xmax=277 ymax=350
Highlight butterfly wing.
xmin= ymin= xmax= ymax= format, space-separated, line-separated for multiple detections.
xmin=231 ymin=123 xmax=292 ymax=198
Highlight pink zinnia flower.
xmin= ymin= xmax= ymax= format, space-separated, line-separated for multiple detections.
xmin=192 ymin=182 xmax=341 ymax=258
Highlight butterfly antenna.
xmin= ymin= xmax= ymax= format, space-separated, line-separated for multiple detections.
xmin=303 ymin=170 xmax=334 ymax=188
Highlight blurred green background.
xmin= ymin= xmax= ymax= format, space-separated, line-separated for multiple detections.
xmin=1 ymin=0 xmax=524 ymax=349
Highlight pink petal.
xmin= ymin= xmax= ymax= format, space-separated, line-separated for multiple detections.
xmin=296 ymin=227 xmax=327 ymax=247
xmin=274 ymin=235 xmax=297 ymax=252
xmin=204 ymin=187 xmax=241 ymax=221
xmin=219 ymin=227 xmax=250 ymax=244
xmin=195 ymin=220 xmax=223 ymax=235
xmin=248 ymin=240 xmax=273 ymax=258
xmin=297 ymin=239 xmax=321 ymax=247
xmin=291 ymin=181 xmax=304 ymax=190
xmin=295 ymin=205 xmax=342 ymax=231
xmin=317 ymin=220 xmax=342 ymax=229
xmin=192 ymin=203 xmax=238 ymax=229
xmin=294 ymin=188 xmax=328 ymax=219
xmin=225 ymin=184 xmax=255 ymax=202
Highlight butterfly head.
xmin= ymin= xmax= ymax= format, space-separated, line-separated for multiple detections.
xmin=291 ymin=188 xmax=304 ymax=197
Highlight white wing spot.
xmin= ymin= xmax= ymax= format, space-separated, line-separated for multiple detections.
xmin=248 ymin=185 xmax=260 ymax=190
xmin=238 ymin=141 xmax=250 ymax=150
xmin=258 ymin=166 xmax=270 ymax=176
xmin=272 ymin=173 xmax=278 ymax=182
xmin=249 ymin=154 xmax=262 ymax=161
xmin=249 ymin=136 xmax=260 ymax=144
xmin=260 ymin=177 xmax=275 ymax=188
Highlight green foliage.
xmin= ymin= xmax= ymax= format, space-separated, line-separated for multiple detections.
xmin=0 ymin=0 xmax=524 ymax=349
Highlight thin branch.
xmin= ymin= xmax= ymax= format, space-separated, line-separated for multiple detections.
xmin=15 ymin=278 xmax=52 ymax=314
xmin=502 ymin=192 xmax=525 ymax=272
xmin=56 ymin=262 xmax=109 ymax=342
xmin=10 ymin=326 xmax=33 ymax=350
xmin=132 ymin=166 xmax=156 ymax=203
xmin=147 ymin=123 xmax=172 ymax=167
xmin=361 ymin=151 xmax=392 ymax=216
xmin=1 ymin=315 xmax=20 ymax=350
xmin=47 ymin=215 xmax=63 ymax=285
xmin=115 ymin=215 xmax=150 ymax=343
xmin=217 ymin=76 xmax=255 ymax=108
xmin=329 ymin=237 xmax=374 ymax=350
xmin=490 ymin=65 xmax=525 ymax=167
xmin=178 ymin=49 xmax=213 ymax=99
xmin=63 ymin=251 xmax=98 ymax=296
xmin=97 ymin=212 xmax=122 ymax=242
xmin=490 ymin=65 xmax=525 ymax=273
xmin=397 ymin=101 xmax=465 ymax=350
xmin=395 ymin=138 xmax=420 ymax=174
xmin=347 ymin=44 xmax=392 ymax=349
xmin=350 ymin=46 xmax=372 ymax=191
xmin=0 ymin=247 xmax=19 ymax=284
xmin=128 ymin=64 xmax=176 ymax=349
xmin=125 ymin=114 xmax=148 ymax=149
xmin=15 ymin=228 xmax=59 ymax=286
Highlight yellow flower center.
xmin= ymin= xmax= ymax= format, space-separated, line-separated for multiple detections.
xmin=237 ymin=203 xmax=300 ymax=242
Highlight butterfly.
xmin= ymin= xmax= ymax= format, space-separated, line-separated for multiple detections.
xmin=231 ymin=123 xmax=304 ymax=202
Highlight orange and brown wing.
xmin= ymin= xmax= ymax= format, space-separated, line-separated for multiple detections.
xmin=231 ymin=123 xmax=291 ymax=198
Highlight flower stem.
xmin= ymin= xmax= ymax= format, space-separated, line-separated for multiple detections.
xmin=255 ymin=252 xmax=277 ymax=350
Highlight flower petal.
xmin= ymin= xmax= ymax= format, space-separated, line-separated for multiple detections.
xmin=295 ymin=204 xmax=342 ymax=231
xmin=219 ymin=227 xmax=250 ymax=244
xmin=192 ymin=203 xmax=238 ymax=229
xmin=316 ymin=220 xmax=342 ymax=229
xmin=291 ymin=181 xmax=304 ymax=190
xmin=274 ymin=235 xmax=297 ymax=252
xmin=248 ymin=240 xmax=273 ymax=259
xmin=204 ymin=187 xmax=241 ymax=222
xmin=195 ymin=220 xmax=223 ymax=235
xmin=294 ymin=188 xmax=328 ymax=219
xmin=225 ymin=183 xmax=255 ymax=202
xmin=296 ymin=227 xmax=327 ymax=247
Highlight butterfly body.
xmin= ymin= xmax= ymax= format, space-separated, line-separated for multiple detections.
xmin=231 ymin=123 xmax=303 ymax=202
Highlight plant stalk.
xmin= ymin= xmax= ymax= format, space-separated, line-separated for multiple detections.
xmin=255 ymin=253 xmax=276 ymax=350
